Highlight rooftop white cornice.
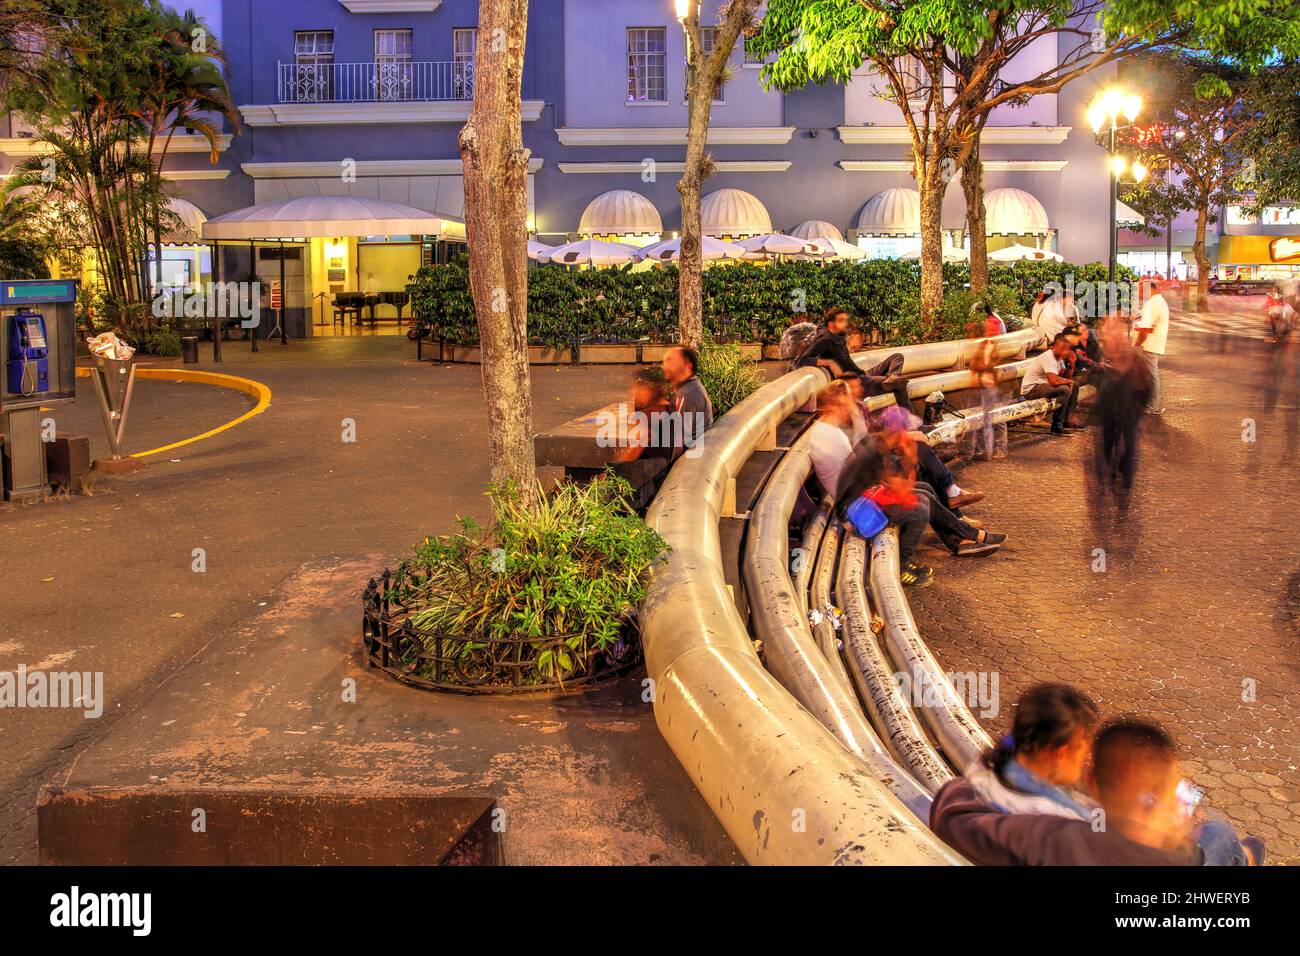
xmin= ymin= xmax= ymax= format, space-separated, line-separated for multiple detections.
xmin=558 ymin=160 xmax=791 ymax=174
xmin=338 ymin=1 xmax=442 ymax=11
xmin=241 ymin=158 xmax=544 ymax=177
xmin=0 ymin=133 xmax=233 ymax=157
xmin=239 ymin=101 xmax=545 ymax=127
xmin=556 ymin=127 xmax=797 ymax=147
xmin=837 ymin=126 xmax=1071 ymax=145
xmin=838 ymin=159 xmax=1067 ymax=172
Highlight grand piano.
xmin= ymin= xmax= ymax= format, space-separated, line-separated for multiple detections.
xmin=332 ymin=290 xmax=410 ymax=326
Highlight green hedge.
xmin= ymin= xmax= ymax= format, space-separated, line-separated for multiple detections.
xmin=408 ymin=258 xmax=1135 ymax=348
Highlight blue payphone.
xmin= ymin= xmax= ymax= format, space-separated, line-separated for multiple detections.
xmin=5 ymin=310 xmax=50 ymax=396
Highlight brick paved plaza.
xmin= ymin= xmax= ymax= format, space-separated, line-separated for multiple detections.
xmin=914 ymin=313 xmax=1300 ymax=863
xmin=1 ymin=311 xmax=1296 ymax=865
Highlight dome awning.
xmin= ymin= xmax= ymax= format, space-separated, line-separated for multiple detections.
xmin=202 ymin=195 xmax=465 ymax=240
xmin=701 ymin=188 xmax=772 ymax=237
xmin=162 ymin=197 xmax=207 ymax=244
xmin=789 ymin=219 xmax=844 ymax=242
xmin=984 ymin=188 xmax=1050 ymax=235
xmin=856 ymin=187 xmax=922 ymax=235
xmin=578 ymin=189 xmax=662 ymax=236
xmin=1115 ymin=200 xmax=1145 ymax=227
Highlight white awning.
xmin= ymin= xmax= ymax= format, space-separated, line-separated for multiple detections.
xmin=984 ymin=188 xmax=1050 ymax=235
xmin=856 ymin=187 xmax=921 ymax=235
xmin=578 ymin=189 xmax=662 ymax=236
xmin=202 ymin=195 xmax=465 ymax=240
xmin=162 ymin=197 xmax=207 ymax=244
xmin=1116 ymin=200 xmax=1146 ymax=227
xmin=789 ymin=219 xmax=844 ymax=242
xmin=700 ymin=188 xmax=773 ymax=237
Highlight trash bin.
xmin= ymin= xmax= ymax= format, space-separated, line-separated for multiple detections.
xmin=181 ymin=335 xmax=199 ymax=364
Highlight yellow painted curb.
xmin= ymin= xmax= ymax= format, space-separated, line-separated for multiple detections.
xmin=74 ymin=366 xmax=272 ymax=458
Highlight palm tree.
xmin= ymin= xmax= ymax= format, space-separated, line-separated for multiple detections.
xmin=134 ymin=4 xmax=242 ymax=285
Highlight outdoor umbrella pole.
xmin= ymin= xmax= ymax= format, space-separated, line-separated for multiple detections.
xmin=212 ymin=239 xmax=222 ymax=363
xmin=280 ymin=240 xmax=287 ymax=346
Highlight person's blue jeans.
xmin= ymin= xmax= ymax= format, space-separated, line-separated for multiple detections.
xmin=879 ymin=495 xmax=929 ymax=566
xmin=1195 ymin=820 xmax=1250 ymax=866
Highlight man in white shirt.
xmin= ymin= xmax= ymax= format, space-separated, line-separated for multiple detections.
xmin=806 ymin=382 xmax=855 ymax=497
xmin=1033 ymin=290 xmax=1067 ymax=343
xmin=1020 ymin=335 xmax=1081 ymax=435
xmin=1133 ymin=280 xmax=1170 ymax=414
xmin=363 ymin=272 xmax=381 ymax=297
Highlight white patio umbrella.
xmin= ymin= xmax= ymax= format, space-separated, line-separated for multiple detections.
xmin=527 ymin=240 xmax=557 ymax=262
xmin=899 ymin=245 xmax=969 ymax=263
xmin=545 ymin=238 xmax=640 ymax=266
xmin=800 ymin=236 xmax=868 ymax=261
xmin=635 ymin=235 xmax=748 ymax=262
xmin=988 ymin=243 xmax=1063 ymax=262
xmin=737 ymin=233 xmax=815 ymax=259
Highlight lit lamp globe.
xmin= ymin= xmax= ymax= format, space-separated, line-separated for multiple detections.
xmin=1087 ymin=103 xmax=1107 ymax=134
xmin=1131 ymin=161 xmax=1149 ymax=183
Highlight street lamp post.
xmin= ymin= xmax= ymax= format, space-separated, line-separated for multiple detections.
xmin=1088 ymin=88 xmax=1145 ymax=284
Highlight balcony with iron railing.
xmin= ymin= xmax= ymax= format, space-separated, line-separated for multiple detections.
xmin=278 ymin=61 xmax=475 ymax=103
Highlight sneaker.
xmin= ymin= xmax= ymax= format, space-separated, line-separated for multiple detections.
xmin=1050 ymin=426 xmax=1076 ymax=436
xmin=991 ymin=449 xmax=1009 ymax=460
xmin=948 ymin=491 xmax=985 ymax=509
xmin=900 ymin=563 xmax=935 ymax=588
xmin=981 ymin=531 xmax=1007 ymax=545
xmin=954 ymin=540 xmax=1000 ymax=557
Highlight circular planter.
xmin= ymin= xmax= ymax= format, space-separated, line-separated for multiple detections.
xmin=361 ymin=568 xmax=642 ymax=695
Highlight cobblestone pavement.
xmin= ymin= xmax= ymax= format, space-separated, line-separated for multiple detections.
xmin=0 ymin=343 xmax=648 ymax=864
xmin=910 ymin=324 xmax=1300 ymax=863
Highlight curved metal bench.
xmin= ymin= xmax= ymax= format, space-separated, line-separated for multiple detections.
xmin=742 ymin=432 xmax=934 ymax=821
xmin=639 ymin=327 xmax=1048 ymax=865
xmin=868 ymin=532 xmax=996 ymax=772
xmin=835 ymin=532 xmax=955 ymax=793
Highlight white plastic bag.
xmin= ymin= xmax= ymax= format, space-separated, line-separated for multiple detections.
xmin=87 ymin=332 xmax=136 ymax=361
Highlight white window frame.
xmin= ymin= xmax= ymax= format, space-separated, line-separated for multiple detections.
xmin=292 ymin=30 xmax=335 ymax=102
xmin=627 ymin=27 xmax=667 ymax=104
xmin=373 ymin=29 xmax=414 ymax=101
xmin=453 ymin=27 xmax=477 ymax=101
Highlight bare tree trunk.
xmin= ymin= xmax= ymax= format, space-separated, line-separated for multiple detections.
xmin=459 ymin=0 xmax=536 ymax=501
xmin=917 ymin=135 xmax=946 ymax=332
xmin=678 ymin=82 xmax=711 ymax=349
xmin=1192 ymin=203 xmax=1210 ymax=314
xmin=676 ymin=1 xmax=760 ymax=348
xmin=962 ymin=140 xmax=988 ymax=298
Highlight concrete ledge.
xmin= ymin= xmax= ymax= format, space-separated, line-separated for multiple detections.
xmin=38 ymin=787 xmax=502 ymax=866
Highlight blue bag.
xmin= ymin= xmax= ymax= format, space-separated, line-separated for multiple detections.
xmin=845 ymin=495 xmax=888 ymax=538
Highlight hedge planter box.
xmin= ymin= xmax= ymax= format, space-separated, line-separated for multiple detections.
xmin=362 ymin=568 xmax=641 ymax=694
xmin=433 ymin=342 xmax=767 ymax=366
xmin=448 ymin=345 xmax=570 ymax=364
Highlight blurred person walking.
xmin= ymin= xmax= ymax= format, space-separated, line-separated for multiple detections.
xmin=1133 ymin=279 xmax=1170 ymax=414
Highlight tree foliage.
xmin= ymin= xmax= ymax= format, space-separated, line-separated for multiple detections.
xmin=1 ymin=0 xmax=237 ymax=335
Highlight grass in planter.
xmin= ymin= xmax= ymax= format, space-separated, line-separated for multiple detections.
xmin=695 ymin=340 xmax=763 ymax=417
xmin=395 ymin=475 xmax=668 ymax=684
